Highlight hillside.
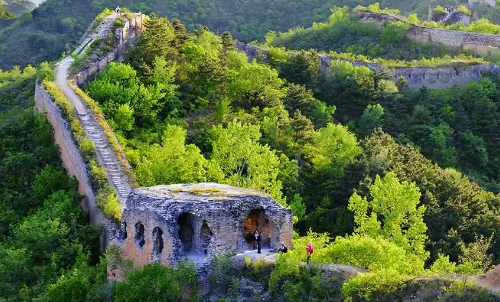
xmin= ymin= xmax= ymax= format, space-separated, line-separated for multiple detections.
xmin=4 ymin=2 xmax=500 ymax=301
xmin=4 ymin=0 xmax=500 ymax=70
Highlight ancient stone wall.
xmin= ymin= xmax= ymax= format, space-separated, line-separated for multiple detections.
xmin=72 ymin=13 xmax=145 ymax=86
xmin=356 ymin=10 xmax=500 ymax=55
xmin=469 ymin=0 xmax=496 ymax=8
xmin=34 ymin=83 xmax=120 ymax=250
xmin=119 ymin=184 xmax=294 ymax=268
xmin=237 ymin=42 xmax=500 ymax=89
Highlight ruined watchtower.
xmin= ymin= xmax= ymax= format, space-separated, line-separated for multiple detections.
xmin=118 ymin=183 xmax=293 ymax=267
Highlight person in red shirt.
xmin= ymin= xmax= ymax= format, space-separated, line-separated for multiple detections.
xmin=306 ymin=243 xmax=313 ymax=265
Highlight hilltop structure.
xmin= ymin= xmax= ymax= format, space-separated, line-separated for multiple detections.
xmin=119 ymin=183 xmax=293 ymax=267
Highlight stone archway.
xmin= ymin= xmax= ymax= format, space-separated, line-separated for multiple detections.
xmin=177 ymin=213 xmax=213 ymax=256
xmin=134 ymin=222 xmax=145 ymax=249
xmin=178 ymin=213 xmax=195 ymax=254
xmin=200 ymin=222 xmax=213 ymax=256
xmin=152 ymin=227 xmax=164 ymax=262
xmin=243 ymin=209 xmax=272 ymax=251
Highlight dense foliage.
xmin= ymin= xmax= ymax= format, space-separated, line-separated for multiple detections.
xmin=0 ymin=69 xmax=102 ymax=301
xmin=4 ymin=0 xmax=500 ymax=69
xmin=5 ymin=1 xmax=500 ymax=300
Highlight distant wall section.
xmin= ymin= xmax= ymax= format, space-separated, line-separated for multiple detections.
xmin=237 ymin=42 xmax=500 ymax=89
xmin=73 ymin=13 xmax=145 ymax=86
xmin=355 ymin=10 xmax=500 ymax=56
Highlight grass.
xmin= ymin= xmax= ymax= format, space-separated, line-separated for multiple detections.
xmin=327 ymin=51 xmax=486 ymax=68
xmin=42 ymin=80 xmax=122 ymax=220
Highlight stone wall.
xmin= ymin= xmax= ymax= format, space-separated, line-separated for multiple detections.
xmin=236 ymin=42 xmax=500 ymax=89
xmin=356 ymin=10 xmax=500 ymax=55
xmin=119 ymin=184 xmax=294 ymax=268
xmin=469 ymin=0 xmax=496 ymax=7
xmin=72 ymin=13 xmax=145 ymax=86
xmin=34 ymin=83 xmax=121 ymax=250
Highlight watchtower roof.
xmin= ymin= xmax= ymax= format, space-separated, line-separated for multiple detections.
xmin=134 ymin=183 xmax=267 ymax=202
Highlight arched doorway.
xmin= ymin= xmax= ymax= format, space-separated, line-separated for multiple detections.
xmin=134 ymin=222 xmax=145 ymax=249
xmin=178 ymin=213 xmax=195 ymax=254
xmin=243 ymin=209 xmax=272 ymax=251
xmin=177 ymin=213 xmax=214 ymax=256
xmin=152 ymin=227 xmax=164 ymax=262
xmin=200 ymin=222 xmax=213 ymax=256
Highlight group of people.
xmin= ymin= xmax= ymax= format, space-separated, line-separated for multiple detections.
xmin=251 ymin=230 xmax=314 ymax=264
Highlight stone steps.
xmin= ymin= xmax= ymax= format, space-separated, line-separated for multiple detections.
xmin=77 ymin=111 xmax=131 ymax=199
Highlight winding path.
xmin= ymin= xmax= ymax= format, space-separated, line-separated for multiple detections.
xmin=54 ymin=13 xmax=132 ymax=204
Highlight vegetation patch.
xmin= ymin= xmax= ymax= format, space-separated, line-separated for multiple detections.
xmin=190 ymin=188 xmax=223 ymax=195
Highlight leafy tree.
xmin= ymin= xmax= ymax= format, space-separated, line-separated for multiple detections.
xmin=358 ymin=104 xmax=384 ymax=137
xmin=127 ymin=14 xmax=177 ymax=75
xmin=210 ymin=121 xmax=293 ymax=204
xmin=306 ymin=123 xmax=361 ymax=177
xmin=134 ymin=125 xmax=219 ymax=186
xmin=348 ymin=172 xmax=428 ymax=261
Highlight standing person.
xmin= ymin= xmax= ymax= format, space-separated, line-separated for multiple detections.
xmin=253 ymin=230 xmax=258 ymax=250
xmin=306 ymin=243 xmax=313 ymax=265
xmin=257 ymin=231 xmax=262 ymax=254
xmin=115 ymin=6 xmax=120 ymax=15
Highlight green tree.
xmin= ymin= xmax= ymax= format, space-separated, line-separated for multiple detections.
xmin=210 ymin=121 xmax=292 ymax=204
xmin=128 ymin=14 xmax=177 ymax=75
xmin=358 ymin=104 xmax=384 ymax=137
xmin=348 ymin=172 xmax=428 ymax=261
xmin=135 ymin=125 xmax=218 ymax=186
xmin=307 ymin=123 xmax=362 ymax=177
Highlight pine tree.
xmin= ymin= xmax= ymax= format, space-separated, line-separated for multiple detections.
xmin=172 ymin=19 xmax=189 ymax=48
xmin=127 ymin=14 xmax=177 ymax=75
xmin=221 ymin=31 xmax=236 ymax=53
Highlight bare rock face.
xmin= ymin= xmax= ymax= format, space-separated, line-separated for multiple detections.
xmin=118 ymin=183 xmax=293 ymax=268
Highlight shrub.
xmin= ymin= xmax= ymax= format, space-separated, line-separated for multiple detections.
xmin=381 ymin=22 xmax=410 ymax=43
xmin=324 ymin=235 xmax=425 ymax=275
xmin=458 ymin=5 xmax=472 ymax=16
xmin=36 ymin=62 xmax=54 ymax=81
xmin=341 ymin=269 xmax=404 ymax=302
xmin=96 ymin=185 xmax=121 ymax=221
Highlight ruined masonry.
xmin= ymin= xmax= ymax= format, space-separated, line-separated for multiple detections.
xmin=34 ymin=13 xmax=293 ymax=268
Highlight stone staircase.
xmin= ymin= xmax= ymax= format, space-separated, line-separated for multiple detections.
xmin=78 ymin=112 xmax=131 ymax=199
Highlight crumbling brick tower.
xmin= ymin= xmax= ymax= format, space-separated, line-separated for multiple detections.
xmin=117 ymin=183 xmax=293 ymax=267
